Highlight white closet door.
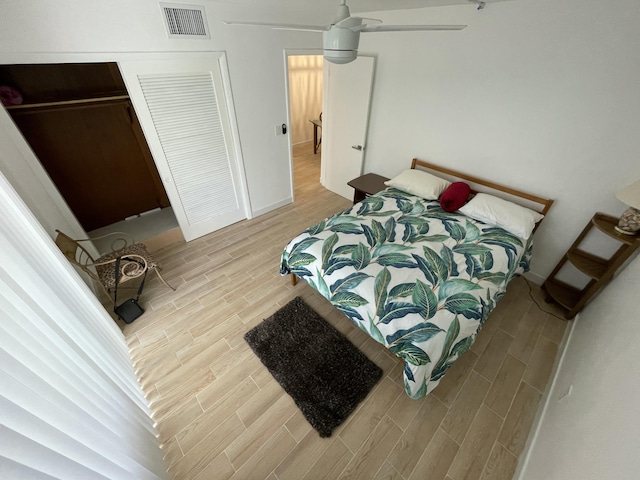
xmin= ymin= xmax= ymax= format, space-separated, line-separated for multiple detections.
xmin=119 ymin=54 xmax=248 ymax=242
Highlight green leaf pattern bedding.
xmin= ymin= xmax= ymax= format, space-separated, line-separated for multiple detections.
xmin=280 ymin=188 xmax=533 ymax=399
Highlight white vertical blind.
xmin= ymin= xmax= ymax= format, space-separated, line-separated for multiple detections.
xmin=0 ymin=172 xmax=168 ymax=480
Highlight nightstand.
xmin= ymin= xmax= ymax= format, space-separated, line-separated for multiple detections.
xmin=347 ymin=173 xmax=390 ymax=204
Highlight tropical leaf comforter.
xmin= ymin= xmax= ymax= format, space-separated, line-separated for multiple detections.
xmin=280 ymin=188 xmax=533 ymax=399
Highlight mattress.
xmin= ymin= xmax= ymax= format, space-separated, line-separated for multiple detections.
xmin=280 ymin=188 xmax=532 ymax=398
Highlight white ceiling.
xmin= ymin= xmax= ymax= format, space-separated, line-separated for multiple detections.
xmin=334 ymin=0 xmax=510 ymax=13
xmin=210 ymin=0 xmax=514 ymax=17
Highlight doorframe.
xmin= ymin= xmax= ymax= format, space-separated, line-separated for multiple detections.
xmin=0 ymin=51 xmax=252 ymax=243
xmin=283 ymin=48 xmax=324 ymax=203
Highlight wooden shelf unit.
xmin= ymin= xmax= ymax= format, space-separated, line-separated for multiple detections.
xmin=542 ymin=212 xmax=640 ymax=319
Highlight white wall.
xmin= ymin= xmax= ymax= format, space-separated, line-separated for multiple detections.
xmin=0 ymin=0 xmax=325 ymax=227
xmin=518 ymin=254 xmax=640 ymax=479
xmin=358 ymin=0 xmax=640 ymax=280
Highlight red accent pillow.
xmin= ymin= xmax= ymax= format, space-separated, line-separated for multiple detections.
xmin=440 ymin=182 xmax=471 ymax=212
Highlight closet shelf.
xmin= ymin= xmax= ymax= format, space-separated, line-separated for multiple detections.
xmin=5 ymin=94 xmax=130 ymax=111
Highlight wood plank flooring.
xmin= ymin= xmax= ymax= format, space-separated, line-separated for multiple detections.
xmin=121 ymin=143 xmax=568 ymax=480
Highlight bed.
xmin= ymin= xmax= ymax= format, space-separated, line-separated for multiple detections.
xmin=280 ymin=159 xmax=553 ymax=399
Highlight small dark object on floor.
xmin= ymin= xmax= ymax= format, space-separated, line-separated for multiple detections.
xmin=114 ymin=298 xmax=145 ymax=324
xmin=244 ymin=296 xmax=383 ymax=437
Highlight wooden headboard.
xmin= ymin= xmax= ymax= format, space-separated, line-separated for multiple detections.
xmin=411 ymin=158 xmax=554 ymax=216
xmin=411 ymin=159 xmax=554 ymax=234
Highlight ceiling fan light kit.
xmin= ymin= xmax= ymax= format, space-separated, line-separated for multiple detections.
xmin=323 ymin=18 xmax=361 ymax=64
xmin=224 ymin=0 xmax=467 ymax=65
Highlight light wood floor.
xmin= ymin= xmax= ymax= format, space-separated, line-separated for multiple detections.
xmin=122 ymin=143 xmax=568 ymax=480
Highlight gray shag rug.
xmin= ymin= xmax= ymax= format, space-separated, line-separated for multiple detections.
xmin=244 ymin=296 xmax=383 ymax=437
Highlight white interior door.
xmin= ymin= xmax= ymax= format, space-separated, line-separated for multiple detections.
xmin=118 ymin=54 xmax=248 ymax=242
xmin=321 ymin=56 xmax=375 ymax=200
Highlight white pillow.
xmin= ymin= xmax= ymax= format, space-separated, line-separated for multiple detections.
xmin=384 ymin=169 xmax=451 ymax=200
xmin=458 ymin=193 xmax=544 ymax=240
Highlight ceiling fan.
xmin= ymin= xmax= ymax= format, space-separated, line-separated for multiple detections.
xmin=224 ymin=0 xmax=467 ymax=65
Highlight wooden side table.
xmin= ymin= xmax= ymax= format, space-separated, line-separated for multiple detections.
xmin=347 ymin=173 xmax=390 ymax=204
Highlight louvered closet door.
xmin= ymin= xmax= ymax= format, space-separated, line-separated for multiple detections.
xmin=118 ymin=55 xmax=247 ymax=241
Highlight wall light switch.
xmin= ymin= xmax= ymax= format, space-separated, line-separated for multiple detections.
xmin=275 ymin=125 xmax=282 ymax=136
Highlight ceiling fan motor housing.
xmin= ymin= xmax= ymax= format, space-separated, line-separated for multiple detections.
xmin=323 ymin=27 xmax=360 ymax=64
xmin=223 ymin=1 xmax=466 ymax=66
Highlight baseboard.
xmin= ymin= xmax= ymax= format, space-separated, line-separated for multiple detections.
xmin=524 ymin=270 xmax=544 ymax=285
xmin=251 ymin=197 xmax=293 ymax=218
xmin=513 ymin=312 xmax=578 ymax=479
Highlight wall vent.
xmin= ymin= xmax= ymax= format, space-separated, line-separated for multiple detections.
xmin=160 ymin=3 xmax=210 ymax=39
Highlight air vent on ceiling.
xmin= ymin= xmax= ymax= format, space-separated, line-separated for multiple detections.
xmin=160 ymin=3 xmax=210 ymax=39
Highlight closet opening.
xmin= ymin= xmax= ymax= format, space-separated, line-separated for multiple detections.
xmin=0 ymin=62 xmax=180 ymax=253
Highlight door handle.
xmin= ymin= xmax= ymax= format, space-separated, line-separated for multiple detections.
xmin=351 ymin=145 xmax=363 ymax=151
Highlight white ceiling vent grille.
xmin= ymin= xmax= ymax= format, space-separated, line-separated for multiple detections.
xmin=160 ymin=3 xmax=210 ymax=39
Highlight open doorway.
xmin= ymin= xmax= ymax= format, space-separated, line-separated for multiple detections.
xmin=286 ymin=55 xmax=323 ymax=200
xmin=0 ymin=62 xmax=180 ymax=253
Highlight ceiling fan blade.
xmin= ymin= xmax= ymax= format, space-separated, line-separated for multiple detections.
xmin=223 ymin=20 xmax=326 ymax=32
xmin=360 ymin=24 xmax=467 ymax=32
